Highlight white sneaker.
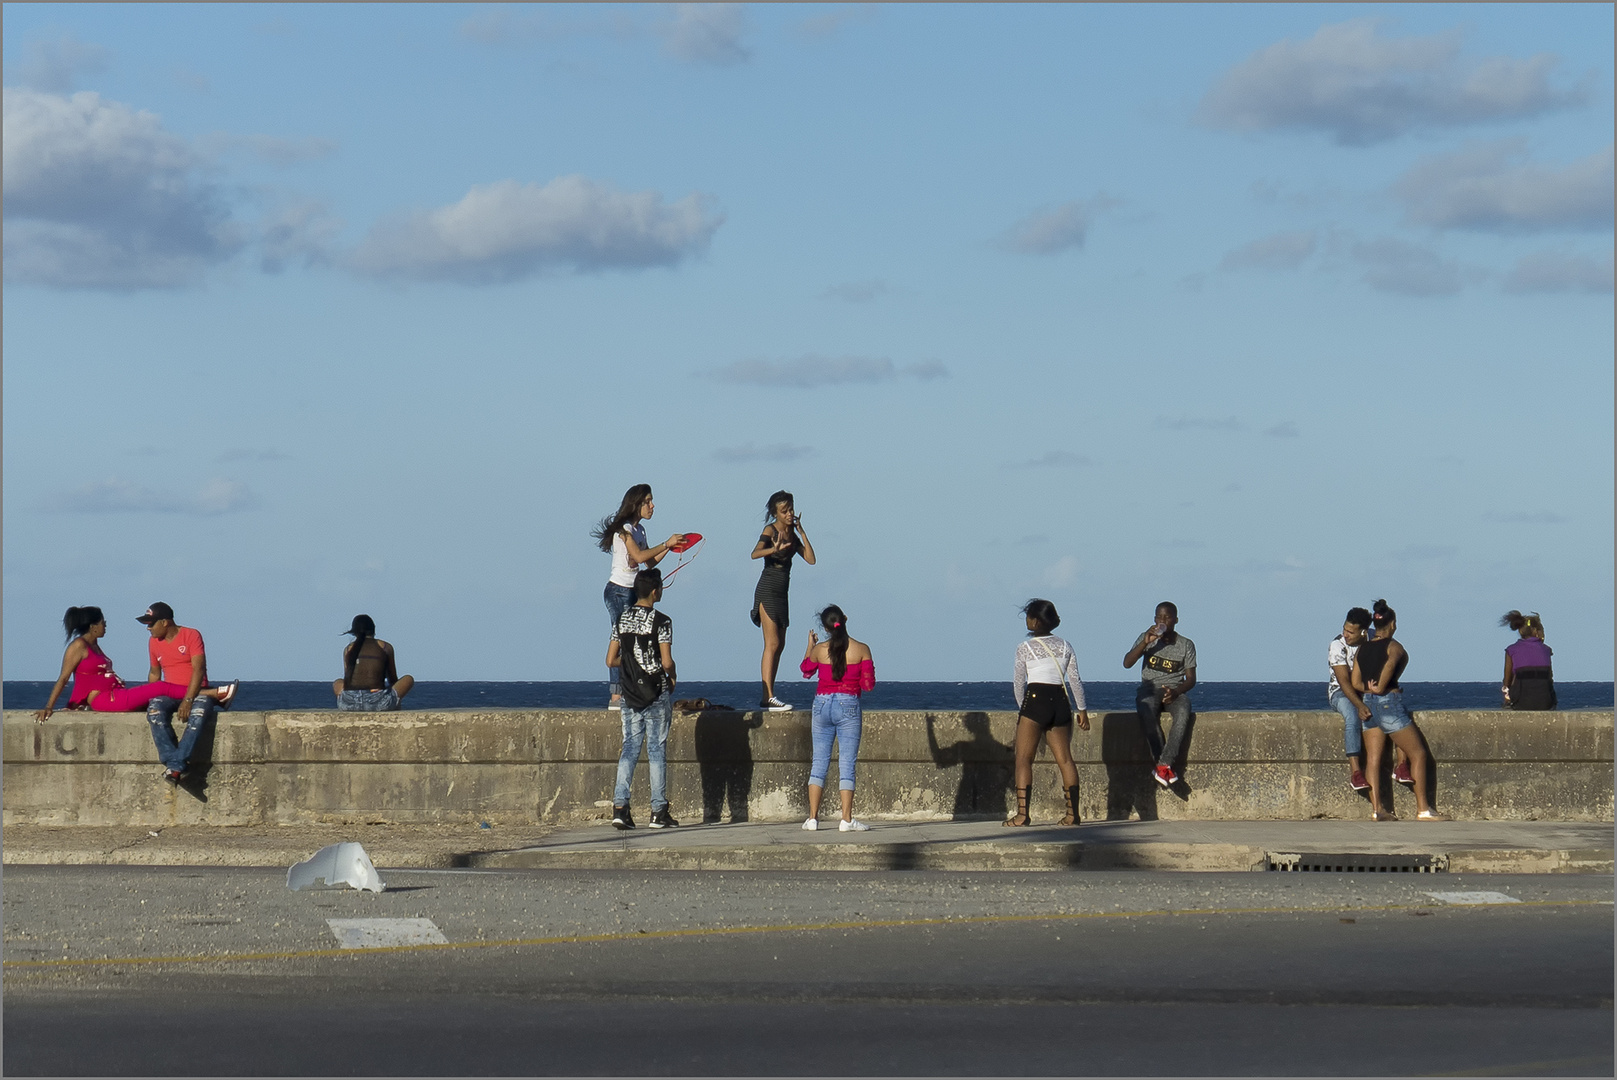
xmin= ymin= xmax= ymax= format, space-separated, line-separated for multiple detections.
xmin=838 ymin=818 xmax=869 ymax=832
xmin=802 ymin=817 xmax=818 ymax=831
xmin=764 ymin=697 xmax=793 ymax=712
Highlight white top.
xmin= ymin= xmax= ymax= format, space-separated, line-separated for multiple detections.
xmin=1327 ymin=634 xmax=1358 ymax=697
xmin=1013 ymin=635 xmax=1087 ymax=710
xmin=608 ymin=522 xmax=649 ymax=588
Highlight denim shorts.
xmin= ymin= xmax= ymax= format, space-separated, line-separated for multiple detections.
xmin=1363 ymin=692 xmax=1414 ymax=734
xmin=338 ymin=688 xmax=401 ymax=712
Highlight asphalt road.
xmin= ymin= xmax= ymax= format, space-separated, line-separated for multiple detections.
xmin=5 ymin=866 xmax=1611 ymax=1076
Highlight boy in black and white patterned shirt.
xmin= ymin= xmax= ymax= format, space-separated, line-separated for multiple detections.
xmin=606 ymin=569 xmax=677 ymax=829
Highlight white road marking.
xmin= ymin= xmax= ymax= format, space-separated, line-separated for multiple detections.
xmin=327 ymin=918 xmax=449 ymax=949
xmin=1424 ymin=891 xmax=1521 ymax=905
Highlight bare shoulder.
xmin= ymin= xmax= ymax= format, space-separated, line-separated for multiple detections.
xmin=377 ymin=639 xmax=395 ymax=654
xmin=846 ymin=638 xmax=872 ymax=661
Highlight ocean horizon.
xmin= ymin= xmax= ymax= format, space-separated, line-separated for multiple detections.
xmin=6 ymin=680 xmax=1612 ymax=713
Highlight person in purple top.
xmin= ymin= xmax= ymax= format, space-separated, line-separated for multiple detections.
xmin=1500 ymin=611 xmax=1556 ymax=710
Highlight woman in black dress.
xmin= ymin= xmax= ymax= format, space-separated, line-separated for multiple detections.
xmin=750 ymin=490 xmax=815 ymax=711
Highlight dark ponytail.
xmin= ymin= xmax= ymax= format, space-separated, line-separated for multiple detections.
xmin=343 ymin=614 xmax=376 ymax=686
xmin=1371 ymin=599 xmax=1395 ymax=630
xmin=1500 ymin=610 xmax=1540 ymax=635
xmin=819 ymin=605 xmax=849 ymax=681
xmin=592 ymin=484 xmax=652 ymax=554
xmin=62 ymin=606 xmax=104 ymax=642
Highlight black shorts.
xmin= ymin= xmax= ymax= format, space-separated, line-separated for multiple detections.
xmin=1020 ymin=684 xmax=1073 ymax=729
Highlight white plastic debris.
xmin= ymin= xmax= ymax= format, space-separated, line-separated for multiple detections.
xmin=327 ymin=918 xmax=447 ymax=949
xmin=287 ymin=842 xmax=386 ymax=893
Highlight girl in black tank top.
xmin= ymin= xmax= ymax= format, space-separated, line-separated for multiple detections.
xmin=1355 ymin=638 xmax=1405 ymax=692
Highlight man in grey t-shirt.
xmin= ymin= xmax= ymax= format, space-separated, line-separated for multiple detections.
xmin=1124 ymin=601 xmax=1198 ymax=789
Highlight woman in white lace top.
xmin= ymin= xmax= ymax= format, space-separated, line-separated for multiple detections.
xmin=1007 ymin=599 xmax=1089 ymax=827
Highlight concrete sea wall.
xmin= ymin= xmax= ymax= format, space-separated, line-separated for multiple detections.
xmin=3 ymin=709 xmax=1611 ymax=827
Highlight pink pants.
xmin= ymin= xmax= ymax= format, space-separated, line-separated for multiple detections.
xmin=90 ymin=682 xmax=192 ymax=712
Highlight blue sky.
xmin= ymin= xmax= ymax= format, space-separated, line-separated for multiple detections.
xmin=4 ymin=3 xmax=1612 ymax=686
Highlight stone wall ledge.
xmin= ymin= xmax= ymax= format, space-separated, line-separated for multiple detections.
xmin=5 ymin=709 xmax=1610 ymax=827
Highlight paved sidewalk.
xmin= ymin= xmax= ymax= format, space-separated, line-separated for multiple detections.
xmin=5 ymin=819 xmax=1610 ymax=873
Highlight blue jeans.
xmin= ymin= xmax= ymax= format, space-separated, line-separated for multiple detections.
xmin=1329 ymin=691 xmax=1365 ymax=758
xmin=604 ymin=582 xmax=636 ymax=695
xmin=810 ymin=693 xmax=862 ymax=792
xmin=1135 ymin=682 xmax=1192 ymax=767
xmin=1364 ymin=692 xmax=1414 ymax=734
xmin=338 ymin=688 xmax=401 ymax=712
xmin=614 ymin=693 xmax=671 ymax=811
xmin=145 ymin=696 xmax=216 ymax=773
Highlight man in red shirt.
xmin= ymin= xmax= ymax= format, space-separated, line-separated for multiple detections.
xmin=140 ymin=602 xmax=235 ymax=784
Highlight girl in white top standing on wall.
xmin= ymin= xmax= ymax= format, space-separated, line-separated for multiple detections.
xmin=1007 ymin=599 xmax=1089 ymax=827
xmin=592 ymin=484 xmax=683 ymax=710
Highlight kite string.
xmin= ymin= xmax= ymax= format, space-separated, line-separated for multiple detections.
xmin=661 ymin=538 xmax=704 ymax=587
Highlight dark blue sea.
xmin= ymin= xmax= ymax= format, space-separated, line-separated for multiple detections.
xmin=6 ymin=680 xmax=1612 ymax=712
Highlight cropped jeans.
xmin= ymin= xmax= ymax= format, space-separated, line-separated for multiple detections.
xmin=613 ymin=693 xmax=671 ymax=811
xmin=809 ymin=693 xmax=863 ymax=792
xmin=1328 ymin=690 xmax=1365 ymax=758
xmin=1135 ymin=682 xmax=1193 ymax=768
xmin=604 ymin=582 xmax=636 ymax=696
xmin=145 ymin=695 xmax=216 ymax=773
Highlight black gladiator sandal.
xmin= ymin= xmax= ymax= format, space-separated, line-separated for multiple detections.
xmin=1061 ymin=784 xmax=1081 ymax=826
xmin=1003 ymin=785 xmax=1032 ymax=827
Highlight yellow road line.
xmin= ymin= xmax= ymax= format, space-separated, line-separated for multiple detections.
xmin=4 ymin=899 xmax=1604 ymax=971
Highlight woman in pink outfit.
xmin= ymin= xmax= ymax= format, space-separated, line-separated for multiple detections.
xmin=35 ymin=606 xmax=236 ymax=723
xmin=798 ymin=604 xmax=875 ymax=831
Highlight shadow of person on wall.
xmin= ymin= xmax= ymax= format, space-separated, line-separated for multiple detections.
xmin=177 ymin=706 xmax=217 ymax=804
xmin=693 ymin=709 xmax=764 ymax=824
xmin=925 ymin=713 xmax=1013 ymax=819
xmin=1101 ymin=711 xmax=1157 ymax=820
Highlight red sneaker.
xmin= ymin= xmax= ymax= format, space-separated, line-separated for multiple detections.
xmin=1393 ymin=761 xmax=1414 ymax=787
xmin=1349 ymin=770 xmax=1370 ymax=791
xmin=1152 ymin=763 xmax=1178 ymax=789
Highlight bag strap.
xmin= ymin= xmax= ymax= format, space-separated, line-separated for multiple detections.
xmin=1034 ymin=637 xmax=1076 ymax=711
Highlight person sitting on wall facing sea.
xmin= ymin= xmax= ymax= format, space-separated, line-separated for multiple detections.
xmin=607 ymin=568 xmax=679 ymax=830
xmin=35 ymin=607 xmax=238 ymax=743
xmin=1006 ymin=599 xmax=1089 ymax=827
xmin=750 ymin=490 xmax=815 ymax=712
xmin=1124 ymin=601 xmax=1196 ymax=790
xmin=592 ymin=484 xmax=683 ymax=712
xmin=139 ymin=601 xmax=234 ymax=785
xmin=1500 ymin=610 xmax=1556 ymax=711
xmin=333 ymin=615 xmax=414 ymax=712
xmin=799 ymin=604 xmax=876 ymax=832
xmin=1350 ymin=599 xmax=1447 ymax=821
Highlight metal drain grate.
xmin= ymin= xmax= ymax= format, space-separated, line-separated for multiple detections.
xmin=1265 ymin=852 xmax=1448 ymax=873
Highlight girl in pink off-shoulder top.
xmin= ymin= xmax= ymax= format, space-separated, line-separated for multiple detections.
xmin=798 ymin=605 xmax=875 ymax=832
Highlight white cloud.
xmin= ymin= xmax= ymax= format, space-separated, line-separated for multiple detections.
xmin=658 ymin=4 xmax=750 ymax=65
xmin=1199 ymin=19 xmax=1583 ymax=145
xmin=708 ymin=356 xmax=947 ymax=389
xmin=1043 ymin=555 xmax=1080 ymax=588
xmin=349 ymin=175 xmax=723 ymax=283
xmin=2 ymin=88 xmax=244 ymax=289
xmin=1394 ymin=141 xmax=1614 ymax=233
xmin=1503 ymin=251 xmax=1614 ymax=294
xmin=1352 ymin=238 xmax=1465 ymax=296
xmin=1003 ymin=197 xmax=1119 ymax=255
xmin=1220 ymin=230 xmax=1317 ymax=271
xmin=241 ymin=134 xmax=337 ymax=166
xmin=713 ymin=443 xmax=815 ymax=464
xmin=9 ymin=35 xmax=110 ymax=93
xmin=820 ymin=279 xmax=889 ymax=303
xmin=795 ymin=4 xmax=876 ymax=40
xmin=48 ymin=477 xmax=255 ymax=515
